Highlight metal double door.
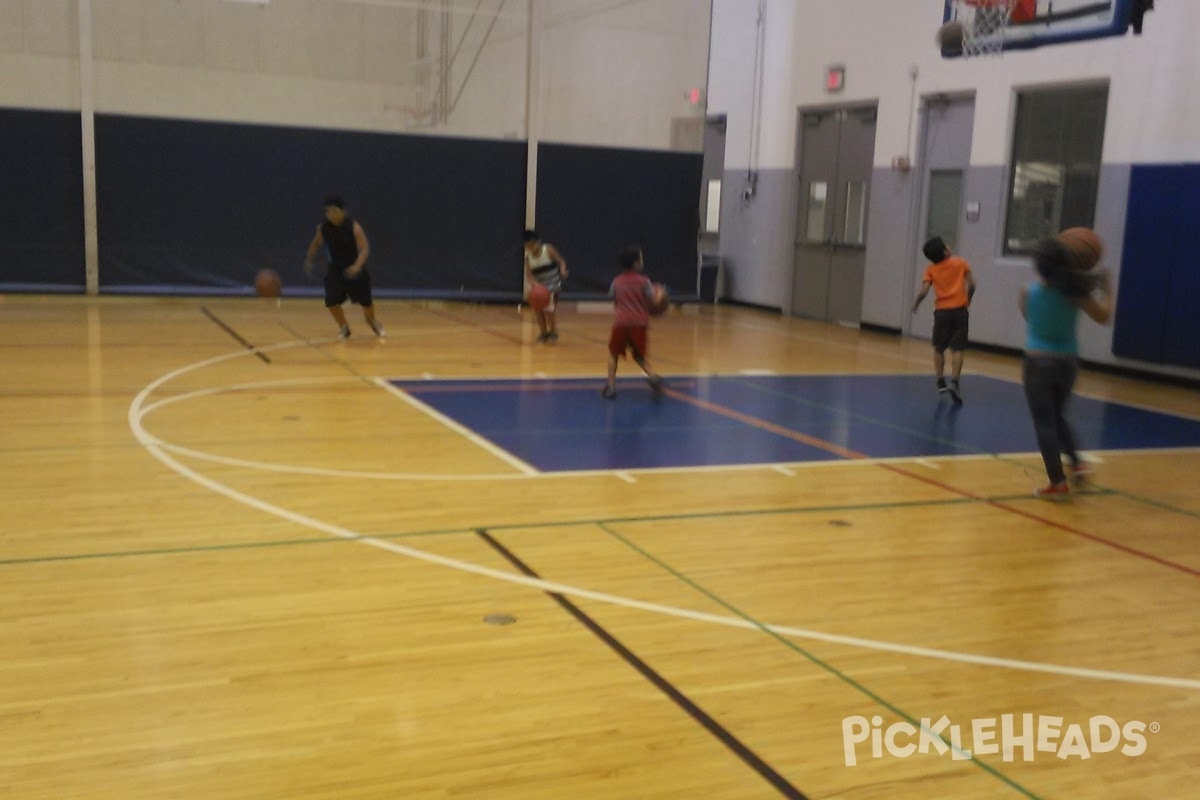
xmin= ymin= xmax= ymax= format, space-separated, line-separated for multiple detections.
xmin=791 ymin=106 xmax=877 ymax=324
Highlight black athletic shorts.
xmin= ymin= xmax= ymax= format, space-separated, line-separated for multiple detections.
xmin=932 ymin=306 xmax=969 ymax=352
xmin=325 ymin=268 xmax=373 ymax=307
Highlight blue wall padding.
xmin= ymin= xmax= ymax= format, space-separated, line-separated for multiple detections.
xmin=1114 ymin=166 xmax=1178 ymax=363
xmin=0 ymin=108 xmax=85 ymax=289
xmin=1115 ymin=164 xmax=1200 ymax=367
xmin=1160 ymin=165 xmax=1200 ymax=367
xmin=4 ymin=111 xmax=703 ymax=299
xmin=534 ymin=142 xmax=702 ymax=295
xmin=94 ymin=114 xmax=527 ymax=293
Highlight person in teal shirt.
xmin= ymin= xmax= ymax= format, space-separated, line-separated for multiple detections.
xmin=1019 ymin=237 xmax=1113 ymax=499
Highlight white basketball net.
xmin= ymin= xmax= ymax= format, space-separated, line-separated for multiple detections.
xmin=951 ymin=0 xmax=1017 ymax=57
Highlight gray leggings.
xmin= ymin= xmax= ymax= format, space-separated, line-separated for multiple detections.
xmin=1022 ymin=355 xmax=1079 ymax=484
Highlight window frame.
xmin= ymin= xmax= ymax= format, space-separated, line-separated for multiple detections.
xmin=1002 ymin=82 xmax=1109 ymax=256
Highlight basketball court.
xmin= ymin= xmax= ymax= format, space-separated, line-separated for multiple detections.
xmin=2 ymin=0 xmax=1195 ymax=797
xmin=3 ymin=296 xmax=1197 ymax=798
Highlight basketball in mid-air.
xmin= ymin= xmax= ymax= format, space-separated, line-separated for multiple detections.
xmin=936 ymin=20 xmax=965 ymax=57
xmin=255 ymin=269 xmax=282 ymax=298
xmin=528 ymin=282 xmax=551 ymax=311
xmin=1056 ymin=227 xmax=1103 ymax=271
xmin=649 ymin=283 xmax=669 ymax=316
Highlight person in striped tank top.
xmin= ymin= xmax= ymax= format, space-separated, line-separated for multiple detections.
xmin=522 ymin=230 xmax=568 ymax=343
xmin=601 ymin=245 xmax=663 ymax=399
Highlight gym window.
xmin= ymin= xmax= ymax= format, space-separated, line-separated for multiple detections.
xmin=1004 ymin=84 xmax=1108 ymax=254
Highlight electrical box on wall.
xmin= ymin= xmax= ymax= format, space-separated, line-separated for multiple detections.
xmin=824 ymin=64 xmax=845 ymax=92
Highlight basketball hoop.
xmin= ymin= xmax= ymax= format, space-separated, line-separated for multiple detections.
xmin=947 ymin=0 xmax=1020 ymax=57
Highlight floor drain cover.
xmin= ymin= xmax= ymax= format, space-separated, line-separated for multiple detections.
xmin=483 ymin=614 xmax=517 ymax=626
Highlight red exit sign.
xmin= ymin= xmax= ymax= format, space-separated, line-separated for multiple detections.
xmin=825 ymin=65 xmax=845 ymax=92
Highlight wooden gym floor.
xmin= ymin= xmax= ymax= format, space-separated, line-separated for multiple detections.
xmin=1 ymin=295 xmax=1197 ymax=799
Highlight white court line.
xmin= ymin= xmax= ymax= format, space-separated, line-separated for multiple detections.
xmin=153 ymin=441 xmax=528 ymax=481
xmin=615 ymin=471 xmax=637 ymax=484
xmin=125 ymin=342 xmax=1200 ymax=692
xmin=136 ymin=375 xmax=1200 ymax=483
xmin=140 ymin=376 xmax=363 ymax=416
xmin=730 ymin=323 xmax=1200 ymax=424
xmin=375 ymin=377 xmax=540 ymax=476
xmin=940 ymin=367 xmax=1200 ymax=424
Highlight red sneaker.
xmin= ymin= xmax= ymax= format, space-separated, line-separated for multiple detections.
xmin=1034 ymin=482 xmax=1071 ymax=500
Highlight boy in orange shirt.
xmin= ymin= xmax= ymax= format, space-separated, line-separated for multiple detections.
xmin=911 ymin=236 xmax=976 ymax=403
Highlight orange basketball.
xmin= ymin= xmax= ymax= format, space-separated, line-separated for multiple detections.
xmin=255 ymin=269 xmax=282 ymax=297
xmin=528 ymin=282 xmax=551 ymax=311
xmin=649 ymin=283 xmax=669 ymax=316
xmin=936 ymin=20 xmax=965 ymax=56
xmin=1056 ymin=227 xmax=1103 ymax=271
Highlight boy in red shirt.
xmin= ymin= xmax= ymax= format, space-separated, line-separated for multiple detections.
xmin=912 ymin=236 xmax=976 ymax=403
xmin=602 ymin=245 xmax=663 ymax=399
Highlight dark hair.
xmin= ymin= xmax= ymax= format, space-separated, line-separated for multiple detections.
xmin=922 ymin=236 xmax=948 ymax=263
xmin=618 ymin=245 xmax=642 ymax=271
xmin=324 ymin=194 xmax=345 ymax=209
xmin=1033 ymin=237 xmax=1101 ymax=299
xmin=522 ymin=229 xmax=539 ymax=243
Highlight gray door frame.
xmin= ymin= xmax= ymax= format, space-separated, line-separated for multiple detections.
xmin=698 ymin=115 xmax=727 ymax=259
xmin=788 ymin=102 xmax=878 ymax=323
xmin=903 ymin=92 xmax=976 ymax=337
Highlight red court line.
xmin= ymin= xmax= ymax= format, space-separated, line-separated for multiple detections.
xmin=665 ymin=386 xmax=1200 ymax=578
xmin=880 ymin=464 xmax=1200 ymax=578
xmin=664 ymin=387 xmax=865 ymax=459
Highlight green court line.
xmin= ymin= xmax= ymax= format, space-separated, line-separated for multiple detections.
xmin=0 ymin=527 xmax=470 ymax=567
xmin=1104 ymin=489 xmax=1200 ymax=521
xmin=598 ymin=522 xmax=1046 ymax=800
xmin=0 ymin=488 xmax=1116 ymax=568
xmin=0 ymin=493 xmax=1035 ymax=567
xmin=732 ymin=375 xmax=1200 ymax=522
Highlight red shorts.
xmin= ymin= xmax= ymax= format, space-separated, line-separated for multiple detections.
xmin=608 ymin=324 xmax=648 ymax=359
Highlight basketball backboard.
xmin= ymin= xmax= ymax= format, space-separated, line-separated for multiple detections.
xmin=941 ymin=0 xmax=1135 ymax=55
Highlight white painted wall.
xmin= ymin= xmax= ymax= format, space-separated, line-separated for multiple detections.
xmin=708 ymin=0 xmax=1199 ymax=376
xmin=0 ymin=0 xmax=709 ymax=148
xmin=539 ymin=0 xmax=710 ymax=149
xmin=713 ymin=0 xmax=1200 ymax=170
xmin=705 ymin=0 xmax=799 ymax=307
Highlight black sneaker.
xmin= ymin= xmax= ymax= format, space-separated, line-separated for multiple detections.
xmin=647 ymin=375 xmax=664 ymax=397
xmin=947 ymin=380 xmax=962 ymax=404
xmin=600 ymin=386 xmax=617 ymax=399
xmin=937 ymin=377 xmax=948 ymax=393
xmin=337 ymin=325 xmax=350 ymax=341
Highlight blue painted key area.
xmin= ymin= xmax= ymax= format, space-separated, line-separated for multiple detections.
xmin=389 ymin=375 xmax=1200 ymax=472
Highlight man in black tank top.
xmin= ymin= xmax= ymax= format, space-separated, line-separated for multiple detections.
xmin=304 ymin=194 xmax=385 ymax=340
